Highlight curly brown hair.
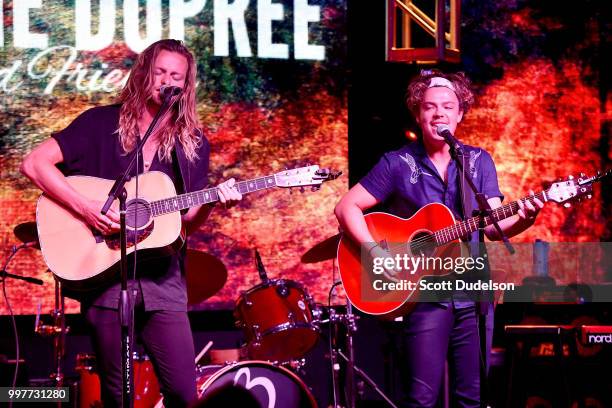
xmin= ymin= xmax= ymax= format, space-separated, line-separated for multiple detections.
xmin=117 ymin=39 xmax=201 ymax=163
xmin=405 ymin=69 xmax=474 ymax=116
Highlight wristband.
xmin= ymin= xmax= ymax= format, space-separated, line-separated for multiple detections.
xmin=365 ymin=242 xmax=379 ymax=254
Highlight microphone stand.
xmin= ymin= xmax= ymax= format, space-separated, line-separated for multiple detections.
xmin=345 ymin=301 xmax=356 ymax=408
xmin=443 ymin=135 xmax=514 ymax=407
xmin=100 ymin=92 xmax=177 ymax=408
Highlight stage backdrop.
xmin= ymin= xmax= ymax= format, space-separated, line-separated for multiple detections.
xmin=346 ymin=0 xmax=610 ymax=295
xmin=1 ymin=0 xmax=348 ymax=314
xmin=2 ymin=1 xmax=610 ymax=316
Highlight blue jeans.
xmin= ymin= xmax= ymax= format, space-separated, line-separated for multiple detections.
xmin=401 ymin=302 xmax=493 ymax=408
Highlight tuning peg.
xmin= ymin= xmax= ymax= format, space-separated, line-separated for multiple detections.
xmin=311 ymin=186 xmax=320 ymax=192
xmin=564 ymin=203 xmax=571 ymax=208
xmin=587 ymin=194 xmax=592 ymax=199
xmin=568 ymin=175 xmax=574 ymax=180
xmin=300 ymin=186 xmax=305 ymax=193
xmin=579 ymin=172 xmax=585 ymax=178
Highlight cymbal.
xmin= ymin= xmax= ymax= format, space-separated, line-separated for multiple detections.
xmin=13 ymin=222 xmax=40 ymax=249
xmin=301 ymin=234 xmax=341 ymax=263
xmin=185 ymin=249 xmax=228 ymax=305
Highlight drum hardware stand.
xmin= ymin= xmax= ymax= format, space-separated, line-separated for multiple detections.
xmin=35 ymin=278 xmax=69 ymax=390
xmin=281 ymin=357 xmax=306 ymax=372
xmin=1 ymin=242 xmax=44 ymax=396
xmin=327 ymin=296 xmax=398 ymax=408
xmin=0 ymin=243 xmax=44 ymax=286
xmin=255 ymin=249 xmax=270 ymax=284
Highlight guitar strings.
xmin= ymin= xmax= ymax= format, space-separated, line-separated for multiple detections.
xmin=124 ymin=171 xmax=322 ymax=218
xmin=121 ymin=167 xmax=334 ymax=219
xmin=377 ymin=194 xmax=546 ymax=255
xmin=126 ymin=177 xmax=277 ymax=218
xmin=124 ymin=186 xmax=546 ymax=250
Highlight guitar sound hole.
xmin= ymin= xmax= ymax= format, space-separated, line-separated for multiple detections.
xmin=409 ymin=232 xmax=436 ymax=257
xmin=125 ymin=199 xmax=152 ymax=229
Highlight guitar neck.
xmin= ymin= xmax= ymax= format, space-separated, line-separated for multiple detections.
xmin=150 ymin=174 xmax=277 ymax=216
xmin=434 ymin=190 xmax=549 ymax=245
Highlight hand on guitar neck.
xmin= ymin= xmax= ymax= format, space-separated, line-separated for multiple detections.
xmin=216 ymin=178 xmax=242 ymax=209
xmin=516 ymin=190 xmax=543 ymax=222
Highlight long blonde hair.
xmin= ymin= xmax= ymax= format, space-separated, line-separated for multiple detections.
xmin=117 ymin=39 xmax=201 ymax=162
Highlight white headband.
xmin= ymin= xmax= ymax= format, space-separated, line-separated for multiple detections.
xmin=428 ymin=76 xmax=456 ymax=92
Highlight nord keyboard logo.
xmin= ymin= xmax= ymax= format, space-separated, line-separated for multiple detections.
xmin=588 ymin=334 xmax=612 ymax=344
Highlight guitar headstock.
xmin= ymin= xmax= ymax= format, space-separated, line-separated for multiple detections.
xmin=546 ymin=170 xmax=610 ymax=207
xmin=274 ymin=165 xmax=342 ymax=190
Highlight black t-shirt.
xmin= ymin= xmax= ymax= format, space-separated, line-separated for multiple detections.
xmin=53 ymin=104 xmax=210 ymax=311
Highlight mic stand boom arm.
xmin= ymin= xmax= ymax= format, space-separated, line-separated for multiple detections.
xmin=443 ymin=139 xmax=513 ymax=254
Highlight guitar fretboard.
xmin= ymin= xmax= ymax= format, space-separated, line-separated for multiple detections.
xmin=432 ymin=191 xmax=548 ymax=245
xmin=150 ymin=175 xmax=277 ymax=216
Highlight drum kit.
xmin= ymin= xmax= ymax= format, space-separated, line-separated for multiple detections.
xmin=4 ymin=223 xmax=394 ymax=408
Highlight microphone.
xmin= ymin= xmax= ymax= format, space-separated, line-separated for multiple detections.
xmin=436 ymin=124 xmax=462 ymax=151
xmin=254 ymin=249 xmax=269 ymax=283
xmin=159 ymin=85 xmax=182 ymax=98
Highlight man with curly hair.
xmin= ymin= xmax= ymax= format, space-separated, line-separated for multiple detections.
xmin=21 ymin=39 xmax=241 ymax=407
xmin=335 ymin=70 xmax=542 ymax=407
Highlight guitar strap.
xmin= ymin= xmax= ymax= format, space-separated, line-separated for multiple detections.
xmin=457 ymin=150 xmax=474 ymax=240
xmin=171 ymin=149 xmax=189 ymax=215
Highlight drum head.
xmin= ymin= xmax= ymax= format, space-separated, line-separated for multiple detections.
xmin=196 ymin=361 xmax=316 ymax=408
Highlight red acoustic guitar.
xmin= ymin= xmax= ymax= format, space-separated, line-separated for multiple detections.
xmin=337 ymin=172 xmax=608 ymax=318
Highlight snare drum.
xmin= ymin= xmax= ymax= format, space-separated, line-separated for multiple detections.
xmin=234 ymin=279 xmax=320 ymax=362
xmin=75 ymin=352 xmax=161 ymax=408
xmin=196 ymin=360 xmax=317 ymax=407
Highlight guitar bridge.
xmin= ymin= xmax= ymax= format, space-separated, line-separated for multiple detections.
xmin=105 ymin=222 xmax=154 ymax=250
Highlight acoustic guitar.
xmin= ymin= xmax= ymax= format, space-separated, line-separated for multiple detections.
xmin=337 ymin=172 xmax=608 ymax=318
xmin=37 ymin=166 xmax=340 ymax=291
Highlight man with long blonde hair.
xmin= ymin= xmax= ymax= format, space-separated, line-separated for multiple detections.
xmin=21 ymin=39 xmax=241 ymax=407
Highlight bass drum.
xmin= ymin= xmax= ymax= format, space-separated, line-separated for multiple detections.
xmin=195 ymin=361 xmax=317 ymax=408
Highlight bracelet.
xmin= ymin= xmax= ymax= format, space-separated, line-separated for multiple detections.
xmin=365 ymin=243 xmax=379 ymax=254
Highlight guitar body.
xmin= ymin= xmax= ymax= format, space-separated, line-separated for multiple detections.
xmin=37 ymin=172 xmax=184 ymax=291
xmin=337 ymin=203 xmax=461 ymax=318
xmin=34 ymin=165 xmax=341 ymax=292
